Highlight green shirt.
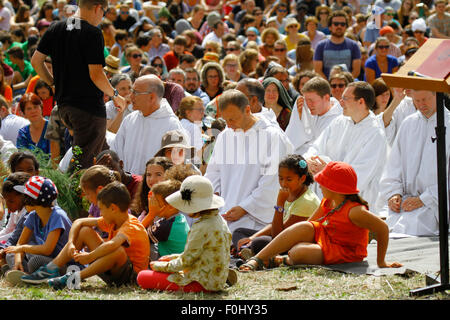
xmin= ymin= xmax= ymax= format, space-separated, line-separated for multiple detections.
xmin=149 ymin=213 xmax=190 ymax=257
xmin=11 ymin=60 xmax=36 ymax=81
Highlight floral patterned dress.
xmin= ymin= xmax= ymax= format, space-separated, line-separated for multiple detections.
xmin=150 ymin=210 xmax=232 ymax=291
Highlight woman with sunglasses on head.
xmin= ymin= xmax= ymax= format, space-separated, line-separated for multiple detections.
xmin=364 ymin=37 xmax=399 ymax=84
xmin=120 ymin=46 xmax=145 ymax=83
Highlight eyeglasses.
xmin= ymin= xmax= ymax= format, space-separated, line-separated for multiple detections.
xmin=130 ymin=88 xmax=152 ymax=95
xmin=377 ymin=45 xmax=390 ymax=49
xmin=247 ymin=33 xmax=256 ymax=37
xmin=413 ymin=30 xmax=424 ymax=34
xmin=332 ymin=21 xmax=347 ymax=27
xmin=225 ymin=64 xmax=239 ymax=68
xmin=274 ymin=48 xmax=286 ymax=52
xmin=319 ymin=11 xmax=329 ymax=15
xmin=278 ymin=9 xmax=287 ymax=12
xmin=120 ymin=10 xmax=129 ymax=15
xmin=205 ymin=48 xmax=215 ymax=52
xmin=131 ymin=53 xmax=142 ymax=59
xmin=153 ymin=63 xmax=163 ymax=68
xmin=287 ymin=25 xmax=298 ymax=29
xmin=331 ymin=83 xmax=345 ymax=88
xmin=225 ymin=47 xmax=238 ymax=52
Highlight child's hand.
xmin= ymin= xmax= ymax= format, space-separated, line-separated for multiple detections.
xmin=237 ymin=237 xmax=252 ymax=251
xmin=73 ymin=251 xmax=93 ymax=265
xmin=277 ymin=188 xmax=290 ymax=206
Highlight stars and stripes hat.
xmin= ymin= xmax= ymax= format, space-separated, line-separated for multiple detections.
xmin=13 ymin=176 xmax=58 ymax=204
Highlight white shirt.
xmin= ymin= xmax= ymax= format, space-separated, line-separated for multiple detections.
xmin=0 ymin=208 xmax=27 ymax=242
xmin=0 ymin=7 xmax=11 ymax=31
xmin=379 ymin=110 xmax=450 ymax=236
xmin=384 ymin=96 xmax=416 ymax=146
xmin=111 ymin=99 xmax=184 ymax=175
xmin=0 ymin=114 xmax=30 ymax=146
xmin=286 ymin=97 xmax=342 ymax=155
xmin=105 ymin=101 xmax=134 ymax=121
xmin=0 ymin=135 xmax=17 ymax=164
xmin=205 ymin=116 xmax=294 ymax=233
xmin=305 ymin=112 xmax=388 ymax=213
xmin=202 ymin=32 xmax=222 ymax=47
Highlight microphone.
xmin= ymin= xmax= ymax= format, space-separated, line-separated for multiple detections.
xmin=408 ymin=70 xmax=430 ymax=78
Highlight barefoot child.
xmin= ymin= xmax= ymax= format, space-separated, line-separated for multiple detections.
xmin=234 ymin=154 xmax=320 ymax=259
xmin=239 ymin=161 xmax=403 ymax=271
xmin=4 ymin=176 xmax=72 ymax=284
xmin=137 ymin=175 xmax=232 ymax=292
xmin=21 ymin=181 xmax=150 ymax=289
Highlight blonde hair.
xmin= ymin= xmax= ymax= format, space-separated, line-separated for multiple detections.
xmin=261 ymin=27 xmax=280 ymax=43
xmin=178 ymin=95 xmax=203 ymax=119
xmin=221 ymin=53 xmax=241 ymax=70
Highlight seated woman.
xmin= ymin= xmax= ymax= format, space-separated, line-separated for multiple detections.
xmin=200 ymin=62 xmax=225 ymax=101
xmin=262 ymin=77 xmax=293 ymax=131
xmin=16 ymin=93 xmax=50 ymax=156
xmin=222 ymin=54 xmax=246 ymax=83
xmin=364 ymin=37 xmax=399 ymax=84
xmin=120 ymin=45 xmax=145 ymax=83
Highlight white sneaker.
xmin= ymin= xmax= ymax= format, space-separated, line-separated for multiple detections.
xmin=6 ymin=270 xmax=26 ymax=286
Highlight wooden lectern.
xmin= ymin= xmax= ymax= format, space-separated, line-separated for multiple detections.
xmin=382 ymin=38 xmax=450 ymax=296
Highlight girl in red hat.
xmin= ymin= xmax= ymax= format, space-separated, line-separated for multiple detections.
xmin=240 ymin=161 xmax=402 ymax=271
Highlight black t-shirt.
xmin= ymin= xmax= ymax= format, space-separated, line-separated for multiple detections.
xmin=37 ymin=19 xmax=106 ymax=117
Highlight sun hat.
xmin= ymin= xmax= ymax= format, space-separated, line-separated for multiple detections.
xmin=314 ymin=161 xmax=359 ymax=195
xmin=285 ymin=18 xmax=300 ymax=31
xmin=379 ymin=26 xmax=395 ymax=36
xmin=13 ymin=176 xmax=58 ymax=204
xmin=203 ymin=52 xmax=220 ymax=63
xmin=411 ymin=18 xmax=427 ymax=32
xmin=104 ymin=55 xmax=120 ymax=74
xmin=165 ymin=175 xmax=225 ymax=214
xmin=154 ymin=130 xmax=195 ymax=158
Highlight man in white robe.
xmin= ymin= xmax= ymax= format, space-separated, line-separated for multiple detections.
xmin=304 ymin=81 xmax=387 ymax=213
xmin=111 ymin=75 xmax=184 ymax=175
xmin=285 ymin=77 xmax=343 ymax=155
xmin=205 ymin=89 xmax=293 ymax=233
xmin=379 ymin=90 xmax=450 ymax=236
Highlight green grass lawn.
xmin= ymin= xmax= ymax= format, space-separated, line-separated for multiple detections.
xmin=1 ymin=266 xmax=449 ymax=300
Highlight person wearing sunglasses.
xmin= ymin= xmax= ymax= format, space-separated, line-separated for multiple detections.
xmin=113 ymin=3 xmax=137 ymax=32
xmin=328 ymin=73 xmax=349 ymax=101
xmin=313 ymin=10 xmax=361 ymax=80
xmin=121 ymin=46 xmax=145 ymax=83
xmin=272 ymin=40 xmax=294 ymax=70
xmin=364 ymin=37 xmax=399 ymax=84
xmin=411 ymin=17 xmax=428 ymax=47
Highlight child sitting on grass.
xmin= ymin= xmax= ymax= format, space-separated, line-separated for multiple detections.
xmin=145 ymin=179 xmax=190 ymax=261
xmin=0 ymin=172 xmax=31 ymax=275
xmin=20 ymin=181 xmax=150 ymax=290
xmin=4 ymin=176 xmax=72 ymax=285
xmin=137 ymin=175 xmax=233 ymax=293
xmin=234 ymin=154 xmax=320 ymax=260
xmin=239 ymin=161 xmax=403 ymax=271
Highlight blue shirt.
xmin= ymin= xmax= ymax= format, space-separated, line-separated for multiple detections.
xmin=16 ymin=120 xmax=50 ymax=155
xmin=314 ymin=38 xmax=361 ymax=78
xmin=364 ymin=54 xmax=399 ymax=80
xmin=24 ymin=206 xmax=72 ymax=258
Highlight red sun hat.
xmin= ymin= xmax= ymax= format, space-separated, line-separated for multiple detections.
xmin=314 ymin=161 xmax=359 ymax=195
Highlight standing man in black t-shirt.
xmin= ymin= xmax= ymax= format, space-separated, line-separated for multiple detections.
xmin=31 ymin=0 xmax=126 ymax=169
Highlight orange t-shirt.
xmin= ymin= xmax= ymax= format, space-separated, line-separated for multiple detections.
xmin=311 ymin=199 xmax=369 ymax=265
xmin=97 ymin=214 xmax=150 ymax=273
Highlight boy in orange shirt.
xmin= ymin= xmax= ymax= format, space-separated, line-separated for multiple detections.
xmin=21 ymin=181 xmax=150 ymax=289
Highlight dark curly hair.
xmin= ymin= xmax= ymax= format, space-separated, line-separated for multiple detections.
xmin=278 ymin=154 xmax=314 ymax=186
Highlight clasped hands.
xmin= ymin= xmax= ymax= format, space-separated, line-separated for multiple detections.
xmin=388 ymin=194 xmax=424 ymax=213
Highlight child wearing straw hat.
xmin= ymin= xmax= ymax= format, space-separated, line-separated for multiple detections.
xmin=137 ymin=175 xmax=233 ymax=292
xmin=239 ymin=161 xmax=403 ymax=271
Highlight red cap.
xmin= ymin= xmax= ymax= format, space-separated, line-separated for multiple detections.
xmin=379 ymin=26 xmax=394 ymax=36
xmin=314 ymin=161 xmax=359 ymax=194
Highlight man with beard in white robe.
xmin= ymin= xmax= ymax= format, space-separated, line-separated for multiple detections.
xmin=111 ymin=75 xmax=184 ymax=175
xmin=379 ymin=90 xmax=450 ymax=236
xmin=285 ymin=77 xmax=343 ymax=155
xmin=304 ymin=81 xmax=387 ymax=214
xmin=205 ymin=89 xmax=293 ymax=233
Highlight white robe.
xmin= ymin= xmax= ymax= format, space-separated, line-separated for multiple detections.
xmin=285 ymin=97 xmax=343 ymax=155
xmin=111 ymin=99 xmax=184 ymax=175
xmin=205 ymin=116 xmax=294 ymax=233
xmin=379 ymin=110 xmax=450 ymax=237
xmin=305 ymin=112 xmax=388 ymax=213
xmin=384 ymin=96 xmax=416 ymax=146
xmin=253 ymin=106 xmax=279 ymax=127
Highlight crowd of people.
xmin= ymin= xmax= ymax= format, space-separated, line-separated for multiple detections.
xmin=0 ymin=0 xmax=448 ymax=292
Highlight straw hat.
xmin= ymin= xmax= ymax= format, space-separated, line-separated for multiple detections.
xmin=154 ymin=130 xmax=195 ymax=159
xmin=285 ymin=18 xmax=300 ymax=31
xmin=314 ymin=161 xmax=360 ymax=194
xmin=104 ymin=55 xmax=120 ymax=74
xmin=165 ymin=175 xmax=225 ymax=214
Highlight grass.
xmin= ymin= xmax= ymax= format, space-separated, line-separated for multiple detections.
xmin=1 ymin=266 xmax=449 ymax=301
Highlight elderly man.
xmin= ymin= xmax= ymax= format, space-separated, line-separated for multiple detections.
xmin=235 ymin=78 xmax=278 ymax=126
xmin=111 ymin=75 xmax=184 ymax=174
xmin=285 ymin=77 xmax=342 ymax=155
xmin=205 ymin=89 xmax=293 ymax=233
xmin=379 ymin=90 xmax=450 ymax=236
xmin=304 ymin=81 xmax=387 ymax=213
xmin=147 ymin=28 xmax=170 ymax=61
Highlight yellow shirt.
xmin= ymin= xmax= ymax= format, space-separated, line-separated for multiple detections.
xmin=284 ymin=33 xmax=310 ymax=52
xmin=283 ymin=188 xmax=320 ymax=223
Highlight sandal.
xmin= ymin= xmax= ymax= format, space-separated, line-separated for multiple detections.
xmin=267 ymin=255 xmax=290 ymax=269
xmin=238 ymin=256 xmax=265 ymax=272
